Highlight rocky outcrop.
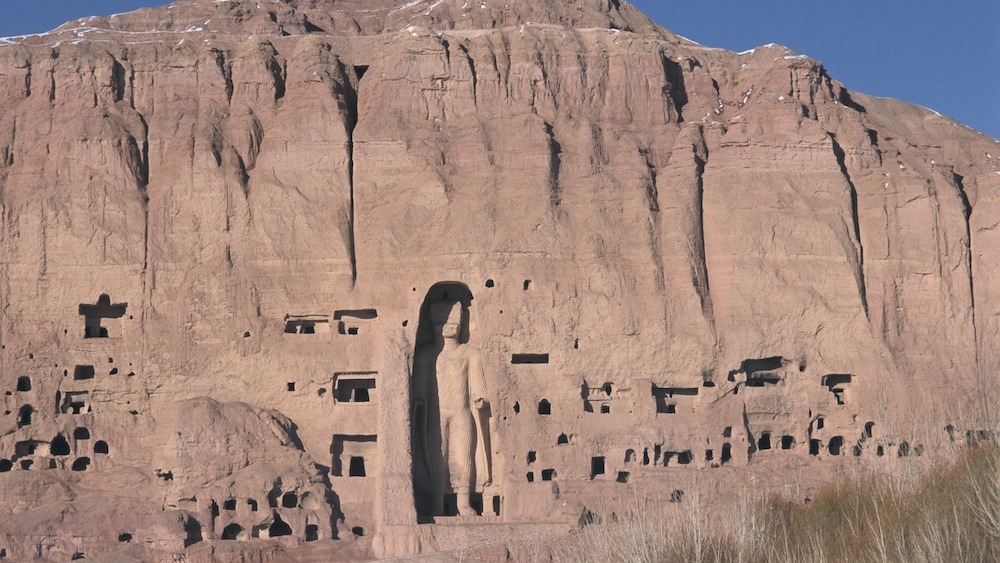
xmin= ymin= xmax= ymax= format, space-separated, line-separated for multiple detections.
xmin=0 ymin=0 xmax=997 ymax=560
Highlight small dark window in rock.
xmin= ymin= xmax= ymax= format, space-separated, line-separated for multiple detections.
xmin=17 ymin=405 xmax=33 ymax=427
xmin=51 ymin=434 xmax=71 ymax=456
xmin=74 ymin=427 xmax=90 ymax=440
xmin=513 ymin=353 xmax=549 ymax=364
xmin=590 ymin=456 xmax=605 ymax=479
xmin=898 ymin=442 xmax=911 ymax=457
xmin=183 ymin=517 xmax=203 ymax=547
xmin=485 ymin=279 xmax=495 ymax=288
xmin=600 ymin=403 xmax=610 ymax=414
xmin=670 ymin=490 xmax=684 ymax=503
xmin=781 ymin=435 xmax=795 ymax=449
xmin=221 ymin=524 xmax=244 ymax=540
xmin=287 ymin=382 xmax=295 ymax=392
xmin=16 ymin=376 xmax=30 ymax=392
xmin=523 ymin=280 xmax=531 ymax=290
xmin=349 ymin=456 xmax=366 ymax=477
xmin=72 ymin=457 xmax=91 ymax=471
xmin=118 ymin=533 xmax=132 ymax=543
xmin=527 ymin=451 xmax=536 ymax=464
xmin=705 ymin=449 xmax=714 ymax=461
xmin=541 ymin=468 xmax=556 ymax=481
xmin=94 ymin=441 xmax=109 ymax=455
xmin=351 ymin=526 xmax=365 ymax=537
xmin=721 ymin=443 xmax=732 ymax=464
xmin=816 ymin=417 xmax=825 ymax=430
xmin=877 ymin=445 xmax=885 ymax=456
xmin=71 ymin=553 xmax=85 ymax=560
xmin=248 ymin=498 xmax=258 ymax=512
xmin=677 ymin=451 xmax=693 ymax=464
xmin=223 ymin=498 xmax=237 ymax=511
xmin=15 ymin=441 xmax=37 ymax=456
xmin=20 ymin=460 xmax=32 ymax=470
xmin=305 ymin=524 xmax=319 ymax=541
xmin=809 ymin=439 xmax=821 ymax=456
xmin=538 ymin=399 xmax=551 ymax=415
xmin=723 ymin=426 xmax=733 ymax=438
xmin=616 ymin=471 xmax=629 ymax=483
xmin=526 ymin=471 xmax=534 ymax=482
xmin=282 ymin=492 xmax=298 ymax=508
xmin=625 ymin=449 xmax=636 ymax=463
xmin=73 ymin=365 xmax=95 ymax=380
xmin=828 ymin=436 xmax=844 ymax=456
xmin=757 ymin=432 xmax=772 ymax=451
xmin=0 ymin=459 xmax=12 ymax=472
xmin=513 ymin=401 xmax=520 ymax=413
xmin=268 ymin=513 xmax=293 ymax=537
xmin=557 ymin=433 xmax=569 ymax=445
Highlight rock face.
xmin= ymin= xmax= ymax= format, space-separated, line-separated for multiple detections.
xmin=0 ymin=0 xmax=998 ymax=560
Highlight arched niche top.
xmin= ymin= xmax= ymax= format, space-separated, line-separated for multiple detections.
xmin=415 ymin=281 xmax=474 ymax=346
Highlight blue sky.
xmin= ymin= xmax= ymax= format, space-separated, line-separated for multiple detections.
xmin=1 ymin=1 xmax=997 ymax=140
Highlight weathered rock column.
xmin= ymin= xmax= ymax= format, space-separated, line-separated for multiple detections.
xmin=372 ymin=326 xmax=423 ymax=558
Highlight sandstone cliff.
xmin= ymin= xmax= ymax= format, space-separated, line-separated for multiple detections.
xmin=0 ymin=0 xmax=998 ymax=560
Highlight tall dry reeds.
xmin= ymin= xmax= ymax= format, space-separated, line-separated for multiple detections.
xmin=524 ymin=442 xmax=999 ymax=563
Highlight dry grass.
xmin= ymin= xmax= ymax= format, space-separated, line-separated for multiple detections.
xmin=516 ymin=442 xmax=1000 ymax=563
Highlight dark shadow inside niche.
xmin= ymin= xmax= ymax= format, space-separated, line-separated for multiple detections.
xmin=73 ymin=365 xmax=95 ymax=380
xmin=51 ymin=434 xmax=71 ymax=456
xmin=221 ymin=523 xmax=243 ymax=540
xmin=268 ymin=513 xmax=293 ymax=537
xmin=79 ymin=294 xmax=127 ymax=338
xmin=413 ymin=282 xmax=474 ymax=348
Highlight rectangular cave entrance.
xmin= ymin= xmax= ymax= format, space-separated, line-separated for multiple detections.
xmin=821 ymin=374 xmax=853 ymax=405
xmin=333 ymin=372 xmax=378 ymax=404
xmin=332 ymin=435 xmax=376 ymax=477
xmin=283 ymin=314 xmax=331 ymax=335
xmin=334 ymin=309 xmax=378 ymax=335
xmin=652 ymin=385 xmax=698 ymax=414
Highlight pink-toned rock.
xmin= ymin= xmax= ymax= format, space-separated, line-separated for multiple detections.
xmin=0 ymin=0 xmax=997 ymax=560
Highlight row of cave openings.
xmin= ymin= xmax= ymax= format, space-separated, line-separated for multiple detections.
xmin=0 ymin=429 xmax=109 ymax=473
xmin=200 ymin=490 xmax=328 ymax=543
xmin=281 ymin=309 xmax=378 ymax=336
xmin=510 ymin=357 xmax=854 ymax=419
xmin=520 ymin=420 xmax=928 ymax=484
xmin=726 ymin=356 xmax=854 ymax=405
xmin=10 ymin=356 xmax=135 ymax=430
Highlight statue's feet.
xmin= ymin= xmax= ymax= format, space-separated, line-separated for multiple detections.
xmin=456 ymin=495 xmax=477 ymax=516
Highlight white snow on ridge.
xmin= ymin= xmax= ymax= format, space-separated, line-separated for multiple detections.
xmin=389 ymin=0 xmax=428 ymax=14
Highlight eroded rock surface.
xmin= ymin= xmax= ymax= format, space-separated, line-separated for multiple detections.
xmin=0 ymin=0 xmax=998 ymax=560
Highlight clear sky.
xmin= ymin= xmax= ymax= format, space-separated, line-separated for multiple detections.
xmin=1 ymin=0 xmax=997 ymax=140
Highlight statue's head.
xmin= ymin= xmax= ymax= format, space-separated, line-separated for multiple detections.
xmin=429 ymin=300 xmax=463 ymax=340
